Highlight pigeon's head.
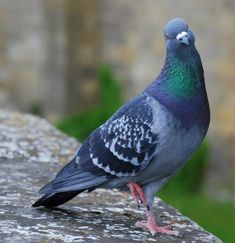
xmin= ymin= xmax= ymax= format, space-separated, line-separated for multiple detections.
xmin=164 ymin=18 xmax=195 ymax=52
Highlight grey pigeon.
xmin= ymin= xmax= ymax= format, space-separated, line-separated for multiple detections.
xmin=33 ymin=18 xmax=210 ymax=236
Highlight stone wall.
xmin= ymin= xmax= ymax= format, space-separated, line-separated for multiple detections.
xmin=65 ymin=0 xmax=101 ymax=113
xmin=0 ymin=0 xmax=68 ymax=118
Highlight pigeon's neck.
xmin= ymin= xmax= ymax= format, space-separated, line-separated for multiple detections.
xmin=146 ymin=47 xmax=210 ymax=127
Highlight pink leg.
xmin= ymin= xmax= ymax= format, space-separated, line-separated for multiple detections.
xmin=128 ymin=183 xmax=140 ymax=208
xmin=128 ymin=182 xmax=147 ymax=208
xmin=131 ymin=183 xmax=147 ymax=206
xmin=128 ymin=182 xmax=179 ymax=236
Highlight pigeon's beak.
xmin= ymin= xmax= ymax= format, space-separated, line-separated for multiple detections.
xmin=180 ymin=36 xmax=189 ymax=45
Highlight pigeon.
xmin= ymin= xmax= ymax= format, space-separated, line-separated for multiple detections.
xmin=33 ymin=18 xmax=210 ymax=236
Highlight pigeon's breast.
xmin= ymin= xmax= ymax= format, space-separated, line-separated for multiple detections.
xmin=135 ymin=96 xmax=205 ymax=184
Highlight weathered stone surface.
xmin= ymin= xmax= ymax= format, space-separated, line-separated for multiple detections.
xmin=0 ymin=110 xmax=221 ymax=242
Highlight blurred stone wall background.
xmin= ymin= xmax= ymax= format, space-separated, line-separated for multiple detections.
xmin=0 ymin=0 xmax=235 ymax=202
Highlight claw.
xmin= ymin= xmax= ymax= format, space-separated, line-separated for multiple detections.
xmin=162 ymin=225 xmax=172 ymax=230
xmin=150 ymin=229 xmax=156 ymax=237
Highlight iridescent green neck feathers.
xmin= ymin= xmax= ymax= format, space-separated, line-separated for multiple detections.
xmin=146 ymin=47 xmax=210 ymax=126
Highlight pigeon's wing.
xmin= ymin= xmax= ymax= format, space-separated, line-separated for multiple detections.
xmin=78 ymin=93 xmax=159 ymax=177
xmin=39 ymin=94 xmax=158 ymax=195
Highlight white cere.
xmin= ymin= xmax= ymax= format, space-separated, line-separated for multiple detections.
xmin=176 ymin=31 xmax=187 ymax=40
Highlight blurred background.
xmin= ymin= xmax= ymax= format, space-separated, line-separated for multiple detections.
xmin=0 ymin=0 xmax=235 ymax=241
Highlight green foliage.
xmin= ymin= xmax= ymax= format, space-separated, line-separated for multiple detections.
xmin=56 ymin=64 xmax=123 ymax=141
xmin=99 ymin=64 xmax=123 ymax=114
xmin=29 ymin=102 xmax=43 ymax=116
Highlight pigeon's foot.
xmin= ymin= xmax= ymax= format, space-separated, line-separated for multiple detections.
xmin=135 ymin=220 xmax=178 ymax=236
xmin=128 ymin=183 xmax=179 ymax=236
xmin=135 ymin=210 xmax=179 ymax=236
xmin=128 ymin=182 xmax=147 ymax=208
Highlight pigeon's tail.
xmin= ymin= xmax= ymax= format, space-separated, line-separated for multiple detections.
xmin=32 ymin=189 xmax=86 ymax=208
xmin=32 ymin=156 xmax=110 ymax=208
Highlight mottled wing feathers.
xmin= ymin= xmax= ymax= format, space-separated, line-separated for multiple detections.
xmin=78 ymin=94 xmax=159 ymax=177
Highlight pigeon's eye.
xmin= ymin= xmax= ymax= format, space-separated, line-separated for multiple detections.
xmin=164 ymin=34 xmax=171 ymax=40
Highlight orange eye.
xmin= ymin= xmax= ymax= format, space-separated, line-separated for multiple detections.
xmin=164 ymin=34 xmax=170 ymax=40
